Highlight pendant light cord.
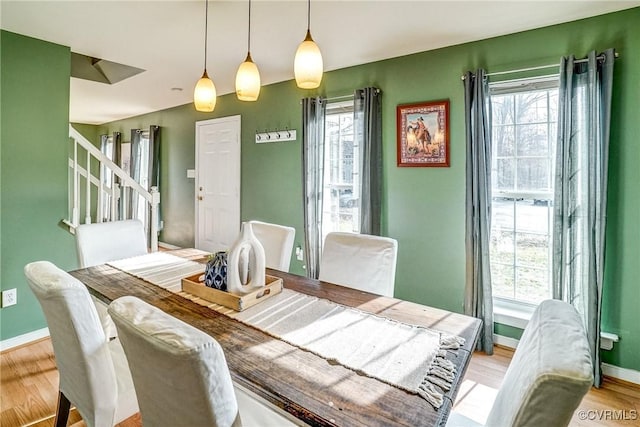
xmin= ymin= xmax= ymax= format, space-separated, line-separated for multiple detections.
xmin=247 ymin=0 xmax=252 ymax=53
xmin=307 ymin=0 xmax=311 ymax=30
xmin=203 ymin=0 xmax=209 ymax=71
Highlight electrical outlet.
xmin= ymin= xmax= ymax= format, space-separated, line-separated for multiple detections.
xmin=1 ymin=288 xmax=17 ymax=308
xmin=295 ymin=246 xmax=304 ymax=261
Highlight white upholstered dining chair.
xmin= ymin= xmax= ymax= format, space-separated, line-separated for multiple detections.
xmin=319 ymin=232 xmax=398 ymax=297
xmin=75 ymin=219 xmax=148 ymax=268
xmin=24 ymin=261 xmax=138 ymax=427
xmin=447 ymin=299 xmax=593 ymax=427
xmin=108 ymin=296 xmax=298 ymax=427
xmin=248 ymin=220 xmax=296 ymax=271
xmin=75 ymin=219 xmax=148 ymax=339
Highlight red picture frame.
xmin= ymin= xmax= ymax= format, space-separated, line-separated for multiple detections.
xmin=397 ymin=100 xmax=450 ymax=167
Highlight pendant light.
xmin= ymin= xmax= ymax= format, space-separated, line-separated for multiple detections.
xmin=193 ymin=0 xmax=217 ymax=112
xmin=235 ymin=0 xmax=261 ymax=101
xmin=294 ymin=0 xmax=323 ymax=89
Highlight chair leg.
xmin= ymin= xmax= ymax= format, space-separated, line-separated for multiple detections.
xmin=54 ymin=391 xmax=71 ymax=427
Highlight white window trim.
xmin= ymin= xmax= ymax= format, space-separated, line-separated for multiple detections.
xmin=600 ymin=332 xmax=620 ymax=351
xmin=322 ymin=101 xmax=359 ymax=238
xmin=494 ymin=297 xmax=620 ymax=351
xmin=326 ymin=99 xmax=354 ymax=113
xmin=493 ymin=297 xmax=536 ymax=330
xmin=490 ymin=74 xmax=559 ymax=95
xmin=490 ymin=79 xmax=558 ymax=310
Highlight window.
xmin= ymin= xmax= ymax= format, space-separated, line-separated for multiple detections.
xmin=489 ymin=78 xmax=558 ymax=306
xmin=99 ymin=134 xmax=116 ymax=222
xmin=132 ymin=130 xmax=151 ymax=222
xmin=322 ymin=101 xmax=359 ymax=240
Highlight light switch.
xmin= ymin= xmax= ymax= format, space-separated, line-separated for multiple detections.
xmin=187 ymin=169 xmax=196 ymax=178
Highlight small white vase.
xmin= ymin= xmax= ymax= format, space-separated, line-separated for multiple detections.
xmin=227 ymin=222 xmax=266 ymax=295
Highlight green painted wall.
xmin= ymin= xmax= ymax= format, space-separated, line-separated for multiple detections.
xmin=0 ymin=31 xmax=76 ymax=339
xmin=494 ymin=323 xmax=524 ymax=341
xmin=71 ymin=122 xmax=99 ymax=145
xmin=97 ymin=8 xmax=640 ymax=372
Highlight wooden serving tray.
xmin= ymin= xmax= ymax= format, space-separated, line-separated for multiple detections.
xmin=181 ymin=273 xmax=283 ymax=311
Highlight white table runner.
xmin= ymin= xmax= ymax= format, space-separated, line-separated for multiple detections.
xmin=108 ymin=252 xmax=464 ymax=409
xmin=108 ymin=252 xmax=205 ymax=292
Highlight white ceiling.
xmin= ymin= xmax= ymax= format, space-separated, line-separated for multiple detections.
xmin=2 ymin=1 xmax=638 ymax=125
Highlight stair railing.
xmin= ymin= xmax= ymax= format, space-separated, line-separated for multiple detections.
xmin=64 ymin=125 xmax=159 ymax=251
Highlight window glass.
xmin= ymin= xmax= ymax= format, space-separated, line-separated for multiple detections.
xmin=322 ymin=101 xmax=359 ymax=241
xmin=100 ymin=135 xmax=114 ymax=222
xmin=490 ymin=81 xmax=558 ymax=306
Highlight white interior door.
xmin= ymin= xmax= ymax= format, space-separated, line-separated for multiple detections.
xmin=195 ymin=116 xmax=241 ymax=252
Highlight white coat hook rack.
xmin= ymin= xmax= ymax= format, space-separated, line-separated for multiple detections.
xmin=255 ymin=128 xmax=297 ymax=143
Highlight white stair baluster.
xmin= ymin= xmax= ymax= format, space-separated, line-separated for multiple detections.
xmin=112 ymin=181 xmax=119 ymax=222
xmin=85 ymin=149 xmax=91 ymax=224
xmin=97 ymin=160 xmax=104 ymax=223
xmin=150 ymin=186 xmax=159 ymax=252
xmin=73 ymin=138 xmax=79 ymax=226
xmin=122 ymin=185 xmax=129 ymax=220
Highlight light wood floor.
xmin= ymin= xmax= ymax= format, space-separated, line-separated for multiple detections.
xmin=453 ymin=347 xmax=640 ymax=426
xmin=0 ymin=339 xmax=139 ymax=427
xmin=1 ymin=339 xmax=638 ymax=426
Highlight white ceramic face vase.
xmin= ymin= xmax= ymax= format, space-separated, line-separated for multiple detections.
xmin=226 ymin=222 xmax=266 ymax=295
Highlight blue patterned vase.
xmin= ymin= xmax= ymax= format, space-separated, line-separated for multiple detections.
xmin=204 ymin=251 xmax=228 ymax=291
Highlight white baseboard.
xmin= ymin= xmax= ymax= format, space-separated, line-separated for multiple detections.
xmin=494 ymin=333 xmax=519 ymax=349
xmin=158 ymin=241 xmax=181 ymax=250
xmin=602 ymin=363 xmax=640 ymax=385
xmin=494 ymin=334 xmax=640 ymax=386
xmin=0 ymin=327 xmax=50 ymax=352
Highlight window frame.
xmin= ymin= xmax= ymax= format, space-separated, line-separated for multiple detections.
xmin=489 ymin=75 xmax=559 ymax=322
xmin=321 ymin=99 xmax=359 ymax=242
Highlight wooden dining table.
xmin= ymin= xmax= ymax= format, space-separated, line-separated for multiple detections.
xmin=70 ymin=249 xmax=482 ymax=427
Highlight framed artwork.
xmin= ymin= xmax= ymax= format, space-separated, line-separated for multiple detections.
xmin=396 ymin=100 xmax=450 ymax=167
